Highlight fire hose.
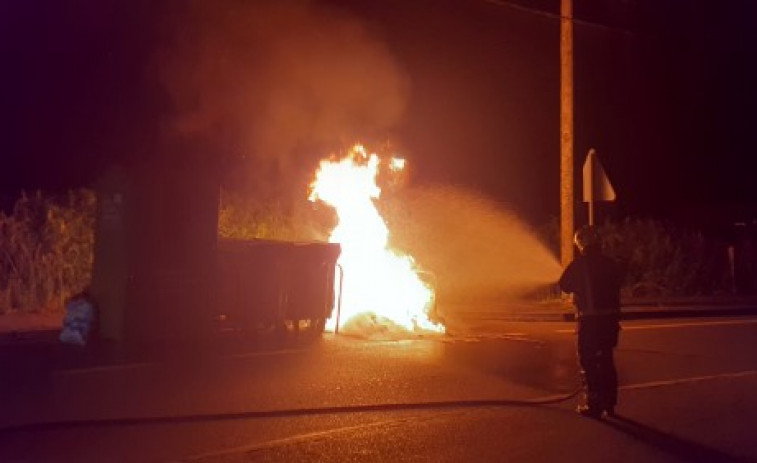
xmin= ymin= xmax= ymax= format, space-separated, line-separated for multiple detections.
xmin=1 ymin=266 xmax=586 ymax=433
xmin=0 ymin=387 xmax=582 ymax=433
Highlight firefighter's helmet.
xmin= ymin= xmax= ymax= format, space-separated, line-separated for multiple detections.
xmin=574 ymin=225 xmax=599 ymax=252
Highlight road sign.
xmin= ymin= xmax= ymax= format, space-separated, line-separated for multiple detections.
xmin=583 ymin=148 xmax=615 ymax=202
xmin=582 ymin=149 xmax=615 ymax=225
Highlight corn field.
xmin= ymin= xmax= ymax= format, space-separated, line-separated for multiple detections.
xmin=0 ymin=188 xmax=750 ymax=314
xmin=0 ymin=190 xmax=95 ymax=313
xmin=600 ymin=219 xmax=733 ymax=297
xmin=540 ymin=218 xmax=740 ymax=298
xmin=0 ymin=189 xmax=325 ymax=313
xmin=218 ymin=189 xmax=328 ymax=242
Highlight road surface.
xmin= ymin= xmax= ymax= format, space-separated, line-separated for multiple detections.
xmin=1 ymin=315 xmax=756 ymax=462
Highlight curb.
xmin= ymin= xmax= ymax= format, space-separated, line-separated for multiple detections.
xmin=620 ymin=305 xmax=757 ymax=321
xmin=460 ymin=305 xmax=757 ymax=322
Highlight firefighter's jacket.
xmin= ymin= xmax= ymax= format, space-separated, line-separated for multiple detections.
xmin=558 ymin=247 xmax=623 ymax=318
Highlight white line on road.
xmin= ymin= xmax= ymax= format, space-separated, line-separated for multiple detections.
xmin=180 ymin=370 xmax=757 ymax=461
xmin=181 ymin=411 xmax=463 ymax=461
xmin=555 ymin=318 xmax=757 ymax=333
xmin=621 ymin=369 xmax=757 ymax=390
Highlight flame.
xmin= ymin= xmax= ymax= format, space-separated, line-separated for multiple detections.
xmin=309 ymin=144 xmax=443 ymax=334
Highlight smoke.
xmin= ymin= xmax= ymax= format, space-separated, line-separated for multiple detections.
xmin=381 ymin=185 xmax=562 ymax=307
xmin=156 ymin=0 xmax=409 ymax=197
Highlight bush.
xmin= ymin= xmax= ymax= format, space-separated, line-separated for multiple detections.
xmin=599 ymin=219 xmax=731 ymax=297
xmin=0 ymin=187 xmax=740 ymax=312
xmin=0 ymin=190 xmax=95 ymax=312
xmin=218 ymin=189 xmax=329 ymax=242
xmin=0 ymin=188 xmax=324 ymax=313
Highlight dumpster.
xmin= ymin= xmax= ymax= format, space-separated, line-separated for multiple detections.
xmin=285 ymin=241 xmax=342 ymax=332
xmin=217 ymin=239 xmax=341 ymax=335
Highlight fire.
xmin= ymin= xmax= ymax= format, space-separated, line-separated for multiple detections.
xmin=309 ymin=144 xmax=443 ymax=334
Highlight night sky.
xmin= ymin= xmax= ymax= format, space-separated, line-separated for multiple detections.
xmin=1 ymin=0 xmax=756 ymax=228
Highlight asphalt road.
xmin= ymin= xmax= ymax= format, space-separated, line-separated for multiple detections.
xmin=1 ymin=315 xmax=757 ymax=462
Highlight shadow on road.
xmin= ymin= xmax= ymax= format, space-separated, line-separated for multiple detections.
xmin=604 ymin=415 xmax=750 ymax=463
xmin=440 ymin=336 xmax=579 ymax=394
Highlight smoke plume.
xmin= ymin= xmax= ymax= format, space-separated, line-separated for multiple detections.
xmin=156 ymin=0 xmax=409 ymax=197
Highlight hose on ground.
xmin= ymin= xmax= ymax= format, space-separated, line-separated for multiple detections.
xmin=1 ymin=387 xmax=582 ymax=433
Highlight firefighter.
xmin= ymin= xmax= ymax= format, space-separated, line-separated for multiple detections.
xmin=558 ymin=225 xmax=623 ymax=418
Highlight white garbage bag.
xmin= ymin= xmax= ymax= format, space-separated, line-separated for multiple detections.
xmin=59 ymin=294 xmax=95 ymax=346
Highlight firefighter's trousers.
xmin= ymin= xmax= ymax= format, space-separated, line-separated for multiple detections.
xmin=577 ymin=316 xmax=620 ymax=411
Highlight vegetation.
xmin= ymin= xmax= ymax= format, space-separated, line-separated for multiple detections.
xmin=217 ymin=190 xmax=297 ymax=241
xmin=218 ymin=189 xmax=329 ymax=242
xmin=0 ymin=190 xmax=95 ymax=313
xmin=599 ymin=219 xmax=732 ymax=297
xmin=0 ymin=189 xmax=750 ymax=313
xmin=537 ymin=217 xmax=737 ymax=298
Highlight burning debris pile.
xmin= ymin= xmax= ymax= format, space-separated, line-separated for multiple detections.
xmin=309 ymin=145 xmax=443 ymax=337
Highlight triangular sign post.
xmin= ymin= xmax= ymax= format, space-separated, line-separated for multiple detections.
xmin=582 ymin=148 xmax=616 ymax=226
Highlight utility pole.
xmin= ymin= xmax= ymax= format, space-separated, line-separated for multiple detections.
xmin=560 ymin=0 xmax=574 ymax=267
